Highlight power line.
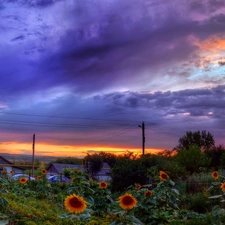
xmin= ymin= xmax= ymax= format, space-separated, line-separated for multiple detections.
xmin=0 ymin=111 xmax=143 ymax=124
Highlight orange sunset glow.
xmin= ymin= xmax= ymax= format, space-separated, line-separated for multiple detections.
xmin=0 ymin=142 xmax=164 ymax=158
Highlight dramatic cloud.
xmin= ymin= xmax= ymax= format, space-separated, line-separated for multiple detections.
xmin=0 ymin=0 xmax=225 ymax=156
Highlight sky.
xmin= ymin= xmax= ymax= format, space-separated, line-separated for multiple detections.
xmin=0 ymin=0 xmax=225 ymax=158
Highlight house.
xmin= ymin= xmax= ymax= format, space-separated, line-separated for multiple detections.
xmin=46 ymin=162 xmax=112 ymax=181
xmin=92 ymin=162 xmax=111 ymax=181
xmin=46 ymin=163 xmax=84 ymax=176
xmin=0 ymin=156 xmax=25 ymax=174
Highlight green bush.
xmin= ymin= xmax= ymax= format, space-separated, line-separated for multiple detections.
xmin=185 ymin=192 xmax=210 ymax=213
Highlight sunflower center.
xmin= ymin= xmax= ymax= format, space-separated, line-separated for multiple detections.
xmin=69 ymin=197 xmax=83 ymax=208
xmin=100 ymin=182 xmax=106 ymax=187
xmin=145 ymin=191 xmax=152 ymax=196
xmin=161 ymin=174 xmax=167 ymax=179
xmin=122 ymin=196 xmax=134 ymax=205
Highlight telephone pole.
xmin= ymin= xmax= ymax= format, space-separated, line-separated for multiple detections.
xmin=139 ymin=122 xmax=145 ymax=155
xmin=31 ymin=134 xmax=35 ymax=177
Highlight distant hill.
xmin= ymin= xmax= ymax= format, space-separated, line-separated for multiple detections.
xmin=0 ymin=153 xmax=61 ymax=163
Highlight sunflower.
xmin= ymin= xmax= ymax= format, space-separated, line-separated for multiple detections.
xmin=19 ymin=177 xmax=27 ymax=184
xmin=10 ymin=170 xmax=14 ymax=175
xmin=71 ymin=177 xmax=76 ymax=182
xmin=41 ymin=169 xmax=47 ymax=175
xmin=160 ymin=171 xmax=169 ymax=181
xmin=99 ymin=181 xmax=107 ymax=189
xmin=135 ymin=184 xmax=141 ymax=190
xmin=1 ymin=170 xmax=6 ymax=175
xmin=119 ymin=193 xmax=137 ymax=210
xmin=73 ymin=169 xmax=79 ymax=173
xmin=221 ymin=182 xmax=225 ymax=192
xmin=144 ymin=190 xmax=153 ymax=197
xmin=212 ymin=171 xmax=219 ymax=179
xmin=64 ymin=194 xmax=87 ymax=214
xmin=36 ymin=176 xmax=41 ymax=180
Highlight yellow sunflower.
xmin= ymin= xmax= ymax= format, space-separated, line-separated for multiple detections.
xmin=212 ymin=171 xmax=219 ymax=179
xmin=41 ymin=169 xmax=47 ymax=175
xmin=19 ymin=177 xmax=27 ymax=184
xmin=144 ymin=190 xmax=153 ymax=197
xmin=221 ymin=182 xmax=225 ymax=192
xmin=1 ymin=170 xmax=6 ymax=175
xmin=64 ymin=194 xmax=87 ymax=214
xmin=36 ymin=176 xmax=41 ymax=180
xmin=160 ymin=171 xmax=169 ymax=181
xmin=135 ymin=184 xmax=141 ymax=190
xmin=99 ymin=181 xmax=107 ymax=189
xmin=119 ymin=193 xmax=137 ymax=210
xmin=10 ymin=170 xmax=14 ymax=175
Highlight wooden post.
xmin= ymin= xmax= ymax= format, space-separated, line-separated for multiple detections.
xmin=31 ymin=134 xmax=35 ymax=177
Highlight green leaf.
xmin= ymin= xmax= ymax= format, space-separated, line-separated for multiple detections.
xmin=108 ymin=221 xmax=121 ymax=225
xmin=86 ymin=196 xmax=95 ymax=205
xmin=80 ymin=213 xmax=91 ymax=221
xmin=206 ymin=185 xmax=214 ymax=192
xmin=208 ymin=195 xmax=223 ymax=199
xmin=129 ymin=215 xmax=144 ymax=225
xmin=171 ymin=188 xmax=179 ymax=195
xmin=0 ymin=198 xmax=8 ymax=208
xmin=59 ymin=213 xmax=72 ymax=219
xmin=169 ymin=180 xmax=175 ymax=186
xmin=212 ymin=182 xmax=221 ymax=186
xmin=0 ymin=220 xmax=8 ymax=225
xmin=106 ymin=195 xmax=114 ymax=203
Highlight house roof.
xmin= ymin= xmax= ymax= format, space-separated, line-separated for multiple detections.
xmin=0 ymin=156 xmax=13 ymax=165
xmin=0 ymin=156 xmax=26 ymax=170
xmin=46 ymin=163 xmax=84 ymax=174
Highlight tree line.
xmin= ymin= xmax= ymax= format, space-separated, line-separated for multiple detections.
xmin=82 ymin=130 xmax=225 ymax=192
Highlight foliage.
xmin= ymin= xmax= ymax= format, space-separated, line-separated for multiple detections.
xmin=174 ymin=145 xmax=211 ymax=174
xmin=4 ymin=148 xmax=225 ymax=224
xmin=185 ymin=172 xmax=214 ymax=194
xmin=111 ymin=156 xmax=148 ymax=192
xmin=185 ymin=192 xmax=210 ymax=213
xmin=52 ymin=157 xmax=83 ymax=165
xmin=98 ymin=152 xmax=117 ymax=168
xmin=84 ymin=153 xmax=104 ymax=175
xmin=204 ymin=145 xmax=225 ymax=169
xmin=176 ymin=130 xmax=215 ymax=151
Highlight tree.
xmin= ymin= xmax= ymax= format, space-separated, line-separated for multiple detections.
xmin=204 ymin=145 xmax=225 ymax=169
xmin=174 ymin=145 xmax=211 ymax=174
xmin=176 ymin=130 xmax=215 ymax=151
xmin=84 ymin=153 xmax=103 ymax=175
xmin=98 ymin=152 xmax=117 ymax=168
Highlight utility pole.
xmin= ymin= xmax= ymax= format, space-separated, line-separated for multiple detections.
xmin=31 ymin=134 xmax=35 ymax=177
xmin=139 ymin=122 xmax=145 ymax=155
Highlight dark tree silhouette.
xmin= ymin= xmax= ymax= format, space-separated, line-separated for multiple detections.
xmin=176 ymin=130 xmax=215 ymax=151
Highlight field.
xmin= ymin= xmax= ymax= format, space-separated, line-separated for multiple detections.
xmin=0 ymin=168 xmax=225 ymax=225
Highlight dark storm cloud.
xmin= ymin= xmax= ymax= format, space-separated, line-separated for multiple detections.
xmin=97 ymin=85 xmax=225 ymax=119
xmin=11 ymin=35 xmax=25 ymax=41
xmin=5 ymin=0 xmax=62 ymax=7
xmin=1 ymin=0 xmax=225 ymax=97
xmin=34 ymin=0 xmax=225 ymax=94
xmin=218 ymin=61 xmax=225 ymax=66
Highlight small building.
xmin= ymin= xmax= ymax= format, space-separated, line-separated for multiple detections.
xmin=46 ymin=163 xmax=84 ymax=176
xmin=46 ymin=162 xmax=112 ymax=181
xmin=92 ymin=162 xmax=112 ymax=181
xmin=0 ymin=156 xmax=25 ymax=174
